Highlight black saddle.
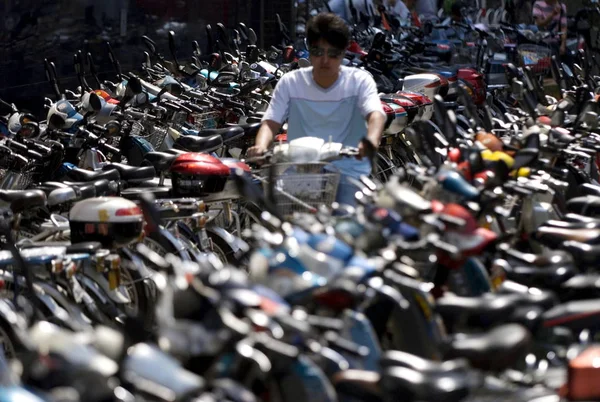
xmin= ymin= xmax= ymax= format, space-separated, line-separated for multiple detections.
xmin=142 ymin=152 xmax=178 ymax=172
xmin=442 ymin=324 xmax=531 ymax=372
xmin=196 ymin=126 xmax=244 ymax=143
xmin=174 ymin=134 xmax=223 ymax=153
xmin=63 ymin=179 xmax=112 ymax=197
xmin=566 ymin=195 xmax=600 ymax=217
xmin=0 ymin=189 xmax=47 ymax=213
xmin=380 ymin=366 xmax=470 ymax=402
xmin=65 ymin=167 xmax=120 ymax=183
xmin=533 ymin=224 xmax=600 ymax=248
xmin=435 ymin=292 xmax=520 ymax=329
xmin=379 ymin=350 xmax=470 ymax=374
xmin=102 ymin=163 xmax=156 ymax=183
xmin=542 ymin=299 xmax=600 ymax=331
xmin=561 ymin=240 xmax=600 ymax=269
xmin=579 ymin=183 xmax=600 ymax=197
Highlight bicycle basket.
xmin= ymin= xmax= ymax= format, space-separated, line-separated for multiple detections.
xmin=260 ymin=162 xmax=340 ymax=218
xmin=517 ymin=44 xmax=552 ymax=75
xmin=187 ymin=111 xmax=221 ymax=130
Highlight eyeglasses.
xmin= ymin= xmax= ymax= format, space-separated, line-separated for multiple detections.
xmin=309 ymin=46 xmax=344 ymax=58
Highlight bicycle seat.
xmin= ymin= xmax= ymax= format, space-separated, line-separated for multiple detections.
xmin=143 ymin=152 xmax=178 ymax=172
xmin=560 ymin=273 xmax=600 ymax=301
xmin=566 ymin=195 xmax=600 ymax=217
xmin=500 ymin=247 xmax=572 ymax=266
xmin=245 ymin=115 xmax=262 ymax=124
xmin=543 ymin=299 xmax=600 ymax=331
xmin=66 ymin=167 xmax=120 ymax=183
xmin=332 ymin=370 xmax=381 ymax=401
xmin=0 ymin=189 xmax=46 ymax=213
xmin=63 ymin=180 xmax=111 ymax=197
xmin=442 ymin=324 xmax=531 ymax=371
xmin=579 ymin=183 xmax=600 ymax=197
xmin=226 ymin=122 xmax=261 ymax=137
xmin=47 ymin=187 xmax=81 ymax=206
xmin=380 ymin=366 xmax=470 ymax=402
xmin=66 ymin=241 xmax=103 ymax=255
xmin=102 ymin=163 xmax=156 ymax=183
xmin=501 ymin=251 xmax=577 ymax=289
xmin=496 ymin=281 xmax=558 ymax=310
xmin=196 ymin=127 xmax=244 ymax=143
xmin=564 ymin=213 xmax=600 ymax=224
xmin=436 ymin=292 xmax=520 ymax=329
xmin=533 ymin=225 xmax=600 ymax=248
xmin=541 ymin=220 xmax=600 ymax=230
xmin=174 ymin=134 xmax=223 ymax=153
xmin=379 ymin=350 xmax=470 ymax=373
xmin=561 ymin=240 xmax=600 ymax=269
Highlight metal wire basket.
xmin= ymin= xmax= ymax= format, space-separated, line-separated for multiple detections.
xmin=184 ymin=111 xmax=221 ymax=131
xmin=0 ymin=169 xmax=34 ymax=190
xmin=259 ymin=162 xmax=340 ymax=219
xmin=517 ymin=44 xmax=552 ymax=75
xmin=126 ymin=120 xmax=167 ymax=152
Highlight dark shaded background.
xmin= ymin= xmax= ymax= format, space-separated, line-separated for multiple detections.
xmin=0 ymin=0 xmax=295 ymax=116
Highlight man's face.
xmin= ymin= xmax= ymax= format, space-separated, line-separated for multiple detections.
xmin=309 ymin=39 xmax=345 ymax=81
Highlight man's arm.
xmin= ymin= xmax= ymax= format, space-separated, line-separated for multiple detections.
xmin=247 ymin=74 xmax=290 ymax=157
xmin=365 ymin=111 xmax=386 ymax=148
xmin=248 ymin=120 xmax=281 ymax=157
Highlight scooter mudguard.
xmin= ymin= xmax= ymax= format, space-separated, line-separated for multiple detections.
xmin=340 ymin=310 xmax=382 ymax=372
xmin=306 ymin=233 xmax=354 ymax=263
xmin=285 ymin=355 xmax=337 ymax=402
xmin=447 ymin=257 xmax=493 ymax=297
xmin=437 ymin=170 xmax=480 ymax=200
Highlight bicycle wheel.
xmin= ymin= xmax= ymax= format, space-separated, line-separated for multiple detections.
xmin=372 ymin=153 xmax=397 ymax=183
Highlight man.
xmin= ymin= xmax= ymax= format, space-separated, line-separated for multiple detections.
xmin=532 ymin=0 xmax=567 ymax=56
xmin=247 ymin=13 xmax=386 ymax=207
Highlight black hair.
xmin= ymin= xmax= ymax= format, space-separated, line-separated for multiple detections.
xmin=306 ymin=13 xmax=350 ymax=50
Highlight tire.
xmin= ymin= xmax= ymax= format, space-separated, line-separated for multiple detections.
xmin=373 ymin=153 xmax=397 ymax=183
xmin=207 ymin=230 xmax=241 ymax=266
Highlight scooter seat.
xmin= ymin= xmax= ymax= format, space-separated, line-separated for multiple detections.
xmin=543 ymin=299 xmax=600 ymax=331
xmin=380 ymin=366 xmax=470 ymax=402
xmin=379 ymin=350 xmax=470 ymax=373
xmin=0 ymin=189 xmax=47 ymax=213
xmin=567 ymin=195 xmax=600 ymax=217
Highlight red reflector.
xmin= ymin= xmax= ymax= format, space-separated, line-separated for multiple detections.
xmin=437 ymin=44 xmax=450 ymax=50
xmin=116 ymin=206 xmax=142 ymax=216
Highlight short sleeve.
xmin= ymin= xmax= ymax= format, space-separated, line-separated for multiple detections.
xmin=357 ymin=72 xmax=385 ymax=118
xmin=262 ymin=74 xmax=290 ymax=124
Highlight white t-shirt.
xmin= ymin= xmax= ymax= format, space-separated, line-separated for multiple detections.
xmin=262 ymin=66 xmax=385 ymax=147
